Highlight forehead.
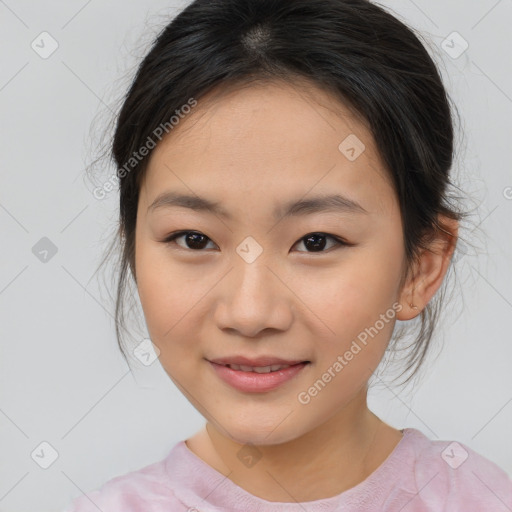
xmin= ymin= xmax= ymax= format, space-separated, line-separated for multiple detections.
xmin=154 ymin=79 xmax=372 ymax=154
xmin=140 ymin=80 xmax=397 ymax=217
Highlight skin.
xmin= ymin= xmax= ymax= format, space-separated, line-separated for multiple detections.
xmin=134 ymin=79 xmax=458 ymax=502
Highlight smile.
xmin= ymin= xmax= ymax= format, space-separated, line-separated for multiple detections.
xmin=209 ymin=361 xmax=310 ymax=393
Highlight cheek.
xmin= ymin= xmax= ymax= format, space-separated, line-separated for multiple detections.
xmin=135 ymin=242 xmax=193 ymax=344
xmin=135 ymin=241 xmax=218 ymax=384
xmin=307 ymin=252 xmax=402 ymax=323
xmin=136 ymin=265 xmax=200 ymax=380
xmin=300 ymin=247 xmax=403 ymax=370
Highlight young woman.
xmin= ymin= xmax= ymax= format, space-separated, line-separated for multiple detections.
xmin=65 ymin=0 xmax=512 ymax=509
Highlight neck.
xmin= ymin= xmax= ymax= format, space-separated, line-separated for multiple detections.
xmin=185 ymin=392 xmax=403 ymax=502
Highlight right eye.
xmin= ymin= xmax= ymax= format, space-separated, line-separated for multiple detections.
xmin=162 ymin=231 xmax=218 ymax=251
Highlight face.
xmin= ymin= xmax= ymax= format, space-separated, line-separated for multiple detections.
xmin=134 ymin=80 xmax=407 ymax=446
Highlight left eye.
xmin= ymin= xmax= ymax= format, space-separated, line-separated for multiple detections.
xmin=163 ymin=231 xmax=217 ymax=251
xmin=162 ymin=231 xmax=349 ymax=253
xmin=292 ymin=232 xmax=348 ymax=253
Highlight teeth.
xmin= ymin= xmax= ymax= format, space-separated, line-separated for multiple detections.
xmin=253 ymin=366 xmax=272 ymax=373
xmin=227 ymin=364 xmax=291 ymax=372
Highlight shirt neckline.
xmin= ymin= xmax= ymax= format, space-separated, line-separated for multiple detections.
xmin=165 ymin=427 xmax=424 ymax=511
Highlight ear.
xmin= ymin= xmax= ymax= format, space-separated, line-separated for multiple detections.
xmin=396 ymin=215 xmax=459 ymax=321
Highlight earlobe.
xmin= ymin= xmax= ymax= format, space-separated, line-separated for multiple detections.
xmin=396 ymin=216 xmax=459 ymax=321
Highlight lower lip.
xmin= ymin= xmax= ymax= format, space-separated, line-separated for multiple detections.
xmin=209 ymin=362 xmax=309 ymax=393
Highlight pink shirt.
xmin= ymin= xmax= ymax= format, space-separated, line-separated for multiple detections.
xmin=63 ymin=428 xmax=512 ymax=511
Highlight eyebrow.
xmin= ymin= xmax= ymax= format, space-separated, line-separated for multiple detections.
xmin=147 ymin=191 xmax=369 ymax=219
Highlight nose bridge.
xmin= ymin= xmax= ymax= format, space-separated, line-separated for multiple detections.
xmin=232 ymin=250 xmax=278 ymax=311
xmin=215 ymin=248 xmax=292 ymax=336
xmin=231 ymin=232 xmax=278 ymax=302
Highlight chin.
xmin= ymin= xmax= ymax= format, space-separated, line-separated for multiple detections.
xmin=214 ymin=414 xmax=310 ymax=447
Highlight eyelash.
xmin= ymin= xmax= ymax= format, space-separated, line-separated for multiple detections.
xmin=161 ymin=230 xmax=352 ymax=254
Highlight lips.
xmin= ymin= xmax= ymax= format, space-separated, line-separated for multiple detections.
xmin=209 ymin=355 xmax=309 ymax=368
xmin=226 ymin=363 xmax=291 ymax=373
xmin=208 ymin=358 xmax=310 ymax=393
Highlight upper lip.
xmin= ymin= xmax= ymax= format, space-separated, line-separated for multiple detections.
xmin=208 ymin=356 xmax=309 ymax=367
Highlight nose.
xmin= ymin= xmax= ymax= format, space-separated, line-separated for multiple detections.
xmin=213 ymin=258 xmax=293 ymax=338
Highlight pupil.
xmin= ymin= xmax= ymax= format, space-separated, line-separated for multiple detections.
xmin=187 ymin=233 xmax=208 ymax=249
xmin=304 ymin=234 xmax=326 ymax=252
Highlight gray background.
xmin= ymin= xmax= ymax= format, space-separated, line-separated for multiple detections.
xmin=1 ymin=1 xmax=511 ymax=511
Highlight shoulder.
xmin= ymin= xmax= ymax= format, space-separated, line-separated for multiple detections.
xmin=62 ymin=448 xmax=182 ymax=511
xmin=399 ymin=428 xmax=512 ymax=511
